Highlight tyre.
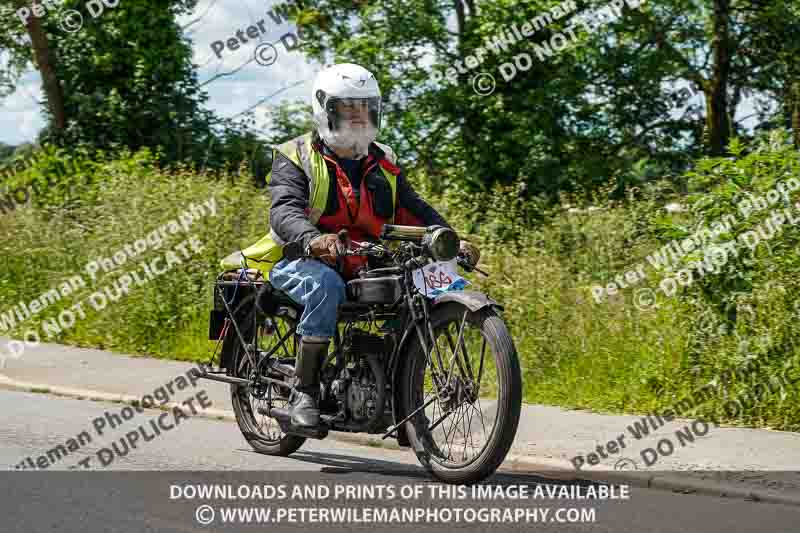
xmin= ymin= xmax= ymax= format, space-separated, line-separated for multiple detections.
xmin=400 ymin=302 xmax=522 ymax=484
xmin=223 ymin=294 xmax=306 ymax=456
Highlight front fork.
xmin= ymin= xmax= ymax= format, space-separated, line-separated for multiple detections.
xmin=382 ymin=290 xmax=465 ymax=441
xmin=406 ymin=292 xmax=443 ymax=389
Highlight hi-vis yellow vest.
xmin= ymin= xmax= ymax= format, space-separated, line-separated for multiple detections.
xmin=219 ymin=133 xmax=398 ymax=273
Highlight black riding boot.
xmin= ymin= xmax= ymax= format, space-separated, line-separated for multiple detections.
xmin=288 ymin=336 xmax=329 ymax=428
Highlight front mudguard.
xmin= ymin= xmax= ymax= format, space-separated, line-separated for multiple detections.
xmin=389 ymin=290 xmax=503 ymax=447
xmin=430 ymin=290 xmax=504 ymax=313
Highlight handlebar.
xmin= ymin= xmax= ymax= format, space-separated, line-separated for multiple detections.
xmin=281 ymin=226 xmax=488 ymax=276
xmin=281 ymin=232 xmax=389 ymax=263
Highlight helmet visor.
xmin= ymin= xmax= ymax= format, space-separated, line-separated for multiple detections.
xmin=325 ymin=97 xmax=382 ymax=131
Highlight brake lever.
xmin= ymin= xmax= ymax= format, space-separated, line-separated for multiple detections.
xmin=343 ymin=239 xmax=391 ymax=257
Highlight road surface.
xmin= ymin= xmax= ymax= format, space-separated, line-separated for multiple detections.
xmin=1 ymin=389 xmax=798 ymax=532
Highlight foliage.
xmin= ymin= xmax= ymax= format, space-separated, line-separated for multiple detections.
xmin=631 ymin=131 xmax=800 ymax=425
xmin=0 ymin=148 xmax=268 ymax=358
xmin=2 ymin=147 xmax=799 ymax=428
xmin=669 ymin=130 xmax=800 ymax=315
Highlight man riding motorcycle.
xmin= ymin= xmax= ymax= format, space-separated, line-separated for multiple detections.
xmin=267 ymin=63 xmax=481 ymax=430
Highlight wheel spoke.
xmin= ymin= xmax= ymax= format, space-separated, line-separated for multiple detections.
xmin=474 ymin=395 xmax=489 ymax=440
xmin=441 ymin=401 xmax=462 ymax=457
xmin=447 ymin=403 xmax=469 ymax=460
xmin=443 ymin=311 xmax=470 ymax=384
xmin=468 ymin=402 xmax=485 ymax=446
xmin=438 ymin=402 xmax=458 ymax=458
xmin=428 ymin=403 xmax=460 ymax=433
xmin=460 ymin=402 xmax=470 ymax=461
xmin=445 ymin=323 xmax=474 ymax=383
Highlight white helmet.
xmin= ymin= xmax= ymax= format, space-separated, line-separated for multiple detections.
xmin=311 ymin=63 xmax=382 ymax=158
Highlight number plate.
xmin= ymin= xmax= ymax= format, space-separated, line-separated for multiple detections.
xmin=412 ymin=259 xmax=470 ymax=298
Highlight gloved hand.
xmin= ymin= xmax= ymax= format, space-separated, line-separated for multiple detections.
xmin=307 ymin=234 xmax=340 ymax=266
xmin=459 ymin=240 xmax=481 ymax=268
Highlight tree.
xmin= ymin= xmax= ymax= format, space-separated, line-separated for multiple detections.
xmin=2 ymin=1 xmax=65 ymax=128
xmin=1 ymin=0 xmax=217 ymax=164
xmin=276 ymin=0 xmax=800 ymax=200
xmin=733 ymin=0 xmax=800 ymax=147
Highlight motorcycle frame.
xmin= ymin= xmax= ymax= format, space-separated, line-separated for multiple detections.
xmin=200 ymin=238 xmax=502 ymax=445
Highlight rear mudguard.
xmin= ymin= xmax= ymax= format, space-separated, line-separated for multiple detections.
xmin=389 ymin=290 xmax=503 ymax=447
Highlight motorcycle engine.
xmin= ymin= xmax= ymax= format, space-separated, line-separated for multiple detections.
xmin=331 ymin=329 xmax=389 ymax=423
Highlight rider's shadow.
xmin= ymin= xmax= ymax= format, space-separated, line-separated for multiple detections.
xmin=243 ymin=448 xmax=604 ymax=489
xmin=241 ymin=448 xmax=430 ymax=479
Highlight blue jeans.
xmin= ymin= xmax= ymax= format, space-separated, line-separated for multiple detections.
xmin=269 ymin=258 xmax=346 ymax=338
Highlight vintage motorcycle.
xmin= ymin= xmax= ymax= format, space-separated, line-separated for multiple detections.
xmin=200 ymin=224 xmax=522 ymax=484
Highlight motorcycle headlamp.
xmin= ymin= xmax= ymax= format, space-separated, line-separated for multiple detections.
xmin=425 ymin=227 xmax=460 ymax=262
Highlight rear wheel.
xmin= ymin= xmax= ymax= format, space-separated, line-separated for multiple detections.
xmin=223 ymin=295 xmax=306 ymax=456
xmin=400 ymin=302 xmax=522 ymax=484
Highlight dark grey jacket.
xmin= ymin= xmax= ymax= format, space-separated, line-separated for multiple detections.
xmin=268 ymin=135 xmax=450 ymax=250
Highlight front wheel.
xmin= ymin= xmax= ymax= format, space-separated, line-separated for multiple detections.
xmin=400 ymin=302 xmax=522 ymax=484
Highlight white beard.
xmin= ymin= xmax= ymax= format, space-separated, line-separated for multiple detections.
xmin=323 ymin=122 xmax=377 ymax=158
